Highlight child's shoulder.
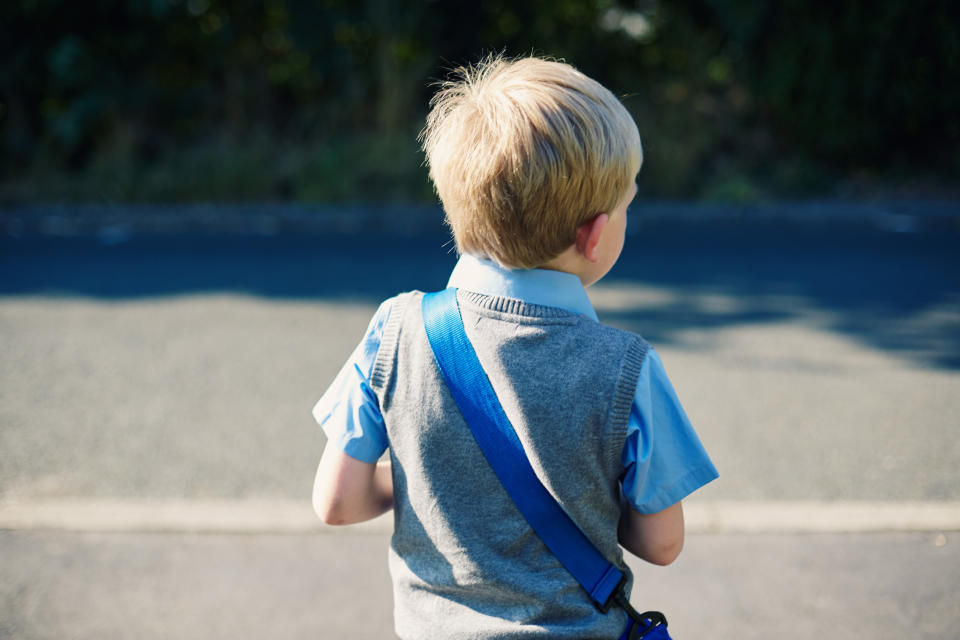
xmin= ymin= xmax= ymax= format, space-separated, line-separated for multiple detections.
xmin=588 ymin=320 xmax=652 ymax=373
xmin=590 ymin=317 xmax=651 ymax=351
xmin=368 ymin=290 xmax=423 ymax=323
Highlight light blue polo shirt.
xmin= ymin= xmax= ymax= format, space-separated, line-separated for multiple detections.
xmin=313 ymin=254 xmax=717 ymax=513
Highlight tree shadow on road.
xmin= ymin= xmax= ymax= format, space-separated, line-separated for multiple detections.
xmin=2 ymin=220 xmax=958 ymax=369
xmin=602 ymin=221 xmax=960 ymax=369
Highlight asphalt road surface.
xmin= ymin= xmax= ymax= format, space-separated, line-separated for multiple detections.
xmin=2 ymin=222 xmax=958 ymax=503
xmin=2 ymin=218 xmax=959 ymax=638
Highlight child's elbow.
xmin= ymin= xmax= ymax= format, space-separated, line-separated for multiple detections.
xmin=315 ymin=505 xmax=344 ymax=526
xmin=313 ymin=492 xmax=350 ymax=526
xmin=619 ymin=533 xmax=684 ymax=566
xmin=619 ymin=502 xmax=685 ymax=565
xmin=312 ymin=459 xmax=357 ymax=525
xmin=319 ymin=513 xmax=352 ymax=526
xmin=643 ymin=538 xmax=684 ymax=566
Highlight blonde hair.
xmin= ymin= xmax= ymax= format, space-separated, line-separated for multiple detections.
xmin=420 ymin=55 xmax=643 ymax=269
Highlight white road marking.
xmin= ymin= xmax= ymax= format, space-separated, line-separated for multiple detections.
xmin=1 ymin=499 xmax=958 ymax=535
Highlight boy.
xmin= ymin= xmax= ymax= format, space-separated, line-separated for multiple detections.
xmin=312 ymin=56 xmax=717 ymax=639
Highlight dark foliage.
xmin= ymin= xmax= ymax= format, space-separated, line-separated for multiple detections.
xmin=1 ymin=0 xmax=956 ymax=201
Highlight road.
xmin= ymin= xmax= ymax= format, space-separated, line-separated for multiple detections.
xmin=1 ymin=218 xmax=959 ymax=638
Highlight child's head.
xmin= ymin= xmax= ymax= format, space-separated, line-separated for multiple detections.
xmin=421 ymin=55 xmax=642 ymax=270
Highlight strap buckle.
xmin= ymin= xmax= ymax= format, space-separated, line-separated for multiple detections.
xmin=595 ymin=575 xmax=628 ymax=613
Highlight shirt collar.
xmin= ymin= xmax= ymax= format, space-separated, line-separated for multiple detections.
xmin=446 ymin=254 xmax=598 ymax=321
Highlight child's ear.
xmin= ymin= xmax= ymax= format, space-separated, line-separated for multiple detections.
xmin=574 ymin=213 xmax=609 ymax=263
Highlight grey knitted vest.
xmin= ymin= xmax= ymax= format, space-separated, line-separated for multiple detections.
xmin=369 ymin=290 xmax=649 ymax=640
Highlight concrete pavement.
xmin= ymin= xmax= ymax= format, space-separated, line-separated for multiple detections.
xmin=1 ymin=528 xmax=957 ymax=640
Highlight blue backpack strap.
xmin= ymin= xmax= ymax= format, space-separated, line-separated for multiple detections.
xmin=421 ymin=288 xmax=625 ymax=611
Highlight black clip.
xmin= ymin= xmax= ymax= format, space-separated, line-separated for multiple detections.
xmin=611 ymin=590 xmax=668 ymax=640
xmin=595 ymin=575 xmax=629 ymax=613
xmin=627 ymin=610 xmax=668 ymax=640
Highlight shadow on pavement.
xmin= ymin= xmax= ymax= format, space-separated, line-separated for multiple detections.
xmin=2 ymin=220 xmax=958 ymax=369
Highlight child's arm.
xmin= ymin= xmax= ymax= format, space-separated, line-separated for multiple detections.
xmin=312 ymin=444 xmax=394 ymax=525
xmin=618 ymin=501 xmax=684 ymax=566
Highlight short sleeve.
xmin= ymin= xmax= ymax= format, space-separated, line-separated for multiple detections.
xmin=620 ymin=348 xmax=718 ymax=513
xmin=311 ymin=298 xmax=394 ymax=463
